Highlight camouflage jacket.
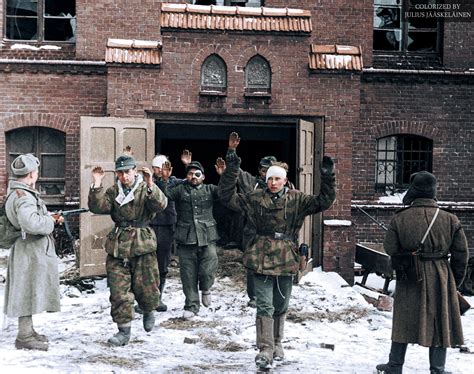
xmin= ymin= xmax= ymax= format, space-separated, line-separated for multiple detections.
xmin=218 ymin=151 xmax=336 ymax=276
xmin=158 ymin=180 xmax=219 ymax=247
xmin=88 ymin=180 xmax=167 ymax=259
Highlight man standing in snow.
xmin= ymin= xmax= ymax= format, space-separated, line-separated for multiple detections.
xmin=4 ymin=154 xmax=64 ymax=351
xmin=376 ymin=171 xmax=468 ymax=374
xmin=159 ymin=160 xmax=219 ymax=320
xmin=88 ymin=154 xmax=168 ymax=346
xmin=218 ymin=132 xmax=336 ymax=369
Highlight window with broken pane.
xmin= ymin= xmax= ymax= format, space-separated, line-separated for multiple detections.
xmin=373 ymin=0 xmax=440 ymax=53
xmin=245 ymin=55 xmax=271 ymax=94
xmin=201 ymin=54 xmax=227 ymax=93
xmin=375 ymin=134 xmax=432 ymax=192
xmin=5 ymin=0 xmax=76 ymax=42
xmin=6 ymin=127 xmax=66 ymax=197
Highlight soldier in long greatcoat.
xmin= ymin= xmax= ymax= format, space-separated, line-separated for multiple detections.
xmin=376 ymin=171 xmax=468 ymax=374
xmin=4 ymin=154 xmax=64 ymax=351
xmin=218 ymin=133 xmax=336 ymax=369
xmin=88 ymin=155 xmax=168 ymax=346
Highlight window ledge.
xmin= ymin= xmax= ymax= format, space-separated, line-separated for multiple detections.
xmin=199 ymin=90 xmax=227 ymax=97
xmin=244 ymin=92 xmax=271 ymax=98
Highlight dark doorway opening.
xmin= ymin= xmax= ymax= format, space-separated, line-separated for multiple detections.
xmin=156 ymin=123 xmax=297 ymax=185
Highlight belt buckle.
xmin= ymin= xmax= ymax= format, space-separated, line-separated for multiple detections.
xmin=274 ymin=232 xmax=284 ymax=240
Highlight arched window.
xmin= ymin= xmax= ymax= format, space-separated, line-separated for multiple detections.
xmin=200 ymin=54 xmax=227 ymax=93
xmin=375 ymin=134 xmax=433 ymax=192
xmin=6 ymin=127 xmax=66 ymax=199
xmin=245 ymin=55 xmax=271 ymax=94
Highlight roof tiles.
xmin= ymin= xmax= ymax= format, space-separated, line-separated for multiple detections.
xmin=160 ymin=4 xmax=312 ymax=33
xmin=105 ymin=39 xmax=162 ymax=65
xmin=309 ymin=45 xmax=363 ymax=71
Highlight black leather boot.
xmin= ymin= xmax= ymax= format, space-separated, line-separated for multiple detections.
xmin=429 ymin=347 xmax=450 ymax=374
xmin=376 ymin=342 xmax=408 ymax=374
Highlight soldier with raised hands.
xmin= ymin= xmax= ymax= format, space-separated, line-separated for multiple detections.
xmin=88 ymin=154 xmax=168 ymax=346
xmin=159 ymin=158 xmax=219 ymax=320
xmin=218 ymin=132 xmax=336 ymax=369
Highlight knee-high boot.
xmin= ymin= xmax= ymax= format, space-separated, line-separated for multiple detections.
xmin=273 ymin=313 xmax=286 ymax=360
xmin=156 ymin=276 xmax=168 ymax=312
xmin=376 ymin=341 xmax=408 ymax=374
xmin=255 ymin=316 xmax=274 ymax=369
xmin=429 ymin=347 xmax=448 ymax=374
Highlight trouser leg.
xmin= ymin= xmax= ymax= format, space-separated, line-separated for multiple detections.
xmin=106 ymin=255 xmax=134 ymax=324
xmin=131 ymin=252 xmax=161 ymax=313
xmin=247 ymin=269 xmax=256 ymax=301
xmin=177 ymin=244 xmax=200 ymax=314
xmin=197 ymin=243 xmax=218 ymax=292
xmin=429 ymin=347 xmax=447 ymax=374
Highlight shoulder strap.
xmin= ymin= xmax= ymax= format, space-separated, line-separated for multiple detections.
xmin=420 ymin=208 xmax=440 ymax=245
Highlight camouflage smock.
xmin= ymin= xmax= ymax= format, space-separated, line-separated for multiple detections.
xmin=218 ymin=151 xmax=336 ymax=276
xmin=88 ymin=181 xmax=167 ymax=259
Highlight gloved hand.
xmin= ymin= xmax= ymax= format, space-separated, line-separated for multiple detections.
xmin=320 ymin=156 xmax=334 ymax=175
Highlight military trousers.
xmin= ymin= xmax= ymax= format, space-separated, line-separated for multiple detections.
xmin=106 ymin=253 xmax=160 ymax=324
xmin=152 ymin=224 xmax=175 ymax=276
xmin=177 ymin=243 xmax=218 ymax=314
xmin=254 ymin=273 xmax=293 ymax=318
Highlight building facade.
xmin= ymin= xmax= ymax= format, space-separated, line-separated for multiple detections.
xmin=1 ymin=1 xmax=472 ymax=282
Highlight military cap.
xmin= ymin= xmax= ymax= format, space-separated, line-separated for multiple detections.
xmin=11 ymin=154 xmax=40 ymax=176
xmin=259 ymin=156 xmax=277 ymax=169
xmin=115 ymin=155 xmax=137 ymax=171
xmin=402 ymin=171 xmax=437 ymax=205
xmin=185 ymin=161 xmax=204 ymax=174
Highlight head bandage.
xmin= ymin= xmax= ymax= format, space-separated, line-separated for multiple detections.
xmin=265 ymin=166 xmax=287 ymax=182
xmin=152 ymin=155 xmax=168 ymax=168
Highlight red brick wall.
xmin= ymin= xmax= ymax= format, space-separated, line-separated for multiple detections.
xmin=75 ymin=0 xmax=166 ymax=61
xmin=0 ymin=69 xmax=107 ymax=201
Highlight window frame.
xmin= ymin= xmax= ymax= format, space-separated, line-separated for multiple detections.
xmin=200 ymin=54 xmax=227 ymax=95
xmin=245 ymin=54 xmax=272 ymax=96
xmin=4 ymin=0 xmax=76 ymax=43
xmin=6 ymin=127 xmax=66 ymax=203
xmin=375 ymin=134 xmax=433 ymax=192
xmin=373 ymin=0 xmax=442 ymax=55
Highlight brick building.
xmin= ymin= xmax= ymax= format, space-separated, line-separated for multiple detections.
xmin=0 ymin=1 xmax=472 ymax=282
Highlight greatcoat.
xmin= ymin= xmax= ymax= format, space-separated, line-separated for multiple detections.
xmin=384 ymin=198 xmax=468 ymax=347
xmin=3 ymin=180 xmax=60 ymax=318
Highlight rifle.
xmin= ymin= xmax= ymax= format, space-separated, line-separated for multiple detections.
xmin=50 ymin=208 xmax=89 ymax=241
xmin=355 ymin=205 xmax=388 ymax=231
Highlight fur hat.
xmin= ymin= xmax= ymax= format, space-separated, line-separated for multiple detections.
xmin=402 ymin=171 xmax=437 ymax=205
xmin=115 ymin=155 xmax=136 ymax=171
xmin=11 ymin=154 xmax=40 ymax=176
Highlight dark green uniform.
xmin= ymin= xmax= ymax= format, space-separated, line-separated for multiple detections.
xmin=88 ymin=180 xmax=167 ymax=324
xmin=219 ymin=149 xmax=336 ymax=316
xmin=159 ymin=180 xmax=219 ymax=314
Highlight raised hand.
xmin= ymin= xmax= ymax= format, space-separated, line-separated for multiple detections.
xmin=215 ymin=157 xmax=226 ymax=175
xmin=161 ymin=161 xmax=173 ymax=180
xmin=228 ymin=132 xmax=240 ymax=150
xmin=181 ymin=149 xmax=192 ymax=165
xmin=92 ymin=166 xmax=105 ymax=187
xmin=141 ymin=166 xmax=153 ymax=187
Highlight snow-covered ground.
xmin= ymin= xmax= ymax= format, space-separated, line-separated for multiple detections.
xmin=0 ymin=248 xmax=473 ymax=373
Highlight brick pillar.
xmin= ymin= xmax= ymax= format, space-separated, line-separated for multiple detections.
xmin=322 ymin=221 xmax=355 ymax=285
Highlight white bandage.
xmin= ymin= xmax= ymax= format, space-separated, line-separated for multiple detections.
xmin=152 ymin=155 xmax=168 ymax=168
xmin=265 ymin=166 xmax=287 ymax=182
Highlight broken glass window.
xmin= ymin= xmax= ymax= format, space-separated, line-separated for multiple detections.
xmin=201 ymin=54 xmax=227 ymax=92
xmin=245 ymin=55 xmax=271 ymax=93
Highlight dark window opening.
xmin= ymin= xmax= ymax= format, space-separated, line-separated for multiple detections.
xmin=375 ymin=134 xmax=433 ymax=192
xmin=245 ymin=55 xmax=271 ymax=94
xmin=6 ymin=127 xmax=66 ymax=199
xmin=373 ymin=0 xmax=441 ymax=54
xmin=5 ymin=0 xmax=76 ymax=42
